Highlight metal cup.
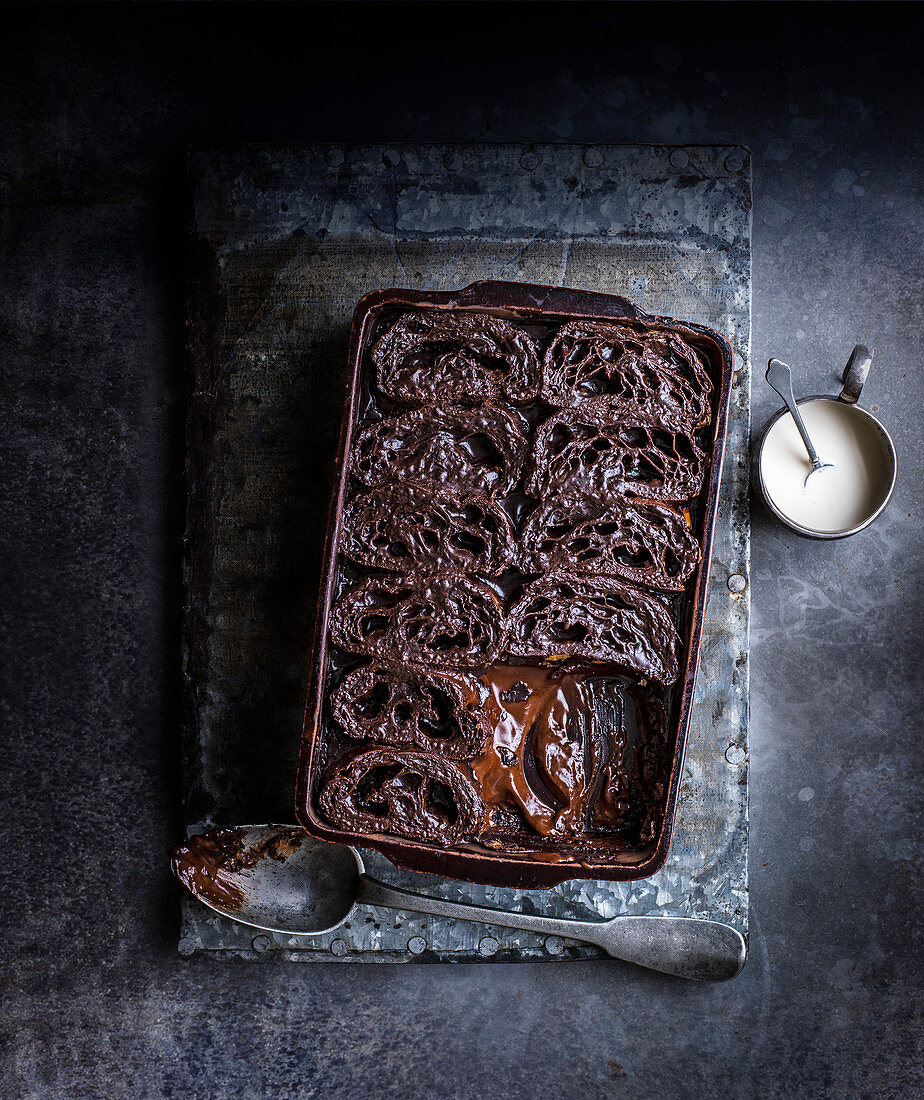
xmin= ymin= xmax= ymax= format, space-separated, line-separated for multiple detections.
xmin=755 ymin=345 xmax=897 ymax=539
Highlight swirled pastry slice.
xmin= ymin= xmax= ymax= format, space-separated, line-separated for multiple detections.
xmin=505 ymin=573 xmax=680 ymax=684
xmin=340 ymin=483 xmax=515 ymax=575
xmin=318 ymin=748 xmax=483 ymax=846
xmin=372 ymin=310 xmax=541 ymax=406
xmin=329 ymin=573 xmax=505 ymax=670
xmin=542 ymin=320 xmax=712 ymax=427
xmin=351 ymin=404 xmax=527 ymax=499
xmin=331 ymin=663 xmax=486 ymax=758
xmin=526 ymin=399 xmax=706 ymax=502
xmin=519 ymin=495 xmax=700 ymax=591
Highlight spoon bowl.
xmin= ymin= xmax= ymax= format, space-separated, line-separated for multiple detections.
xmin=803 ymin=461 xmax=833 ymax=487
xmin=172 ymin=825 xmax=361 ymax=935
xmin=173 ymin=825 xmax=747 ymax=981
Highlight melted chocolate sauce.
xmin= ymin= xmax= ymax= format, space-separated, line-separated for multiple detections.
xmin=472 ymin=664 xmax=608 ymax=839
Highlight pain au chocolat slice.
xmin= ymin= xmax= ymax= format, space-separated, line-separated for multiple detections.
xmin=340 ymin=483 xmax=515 ymax=575
xmin=519 ymin=495 xmax=700 ymax=592
xmin=542 ymin=320 xmax=713 ymax=427
xmin=329 ymin=573 xmax=504 ymax=670
xmin=372 ymin=309 xmax=541 ymax=406
xmin=505 ymin=572 xmax=680 ymax=684
xmin=351 ymin=404 xmax=527 ymax=499
xmin=331 ymin=663 xmax=486 ymax=758
xmin=318 ymin=747 xmax=483 ymax=846
xmin=526 ymin=398 xmax=706 ymax=503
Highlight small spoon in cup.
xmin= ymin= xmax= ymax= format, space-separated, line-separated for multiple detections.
xmin=765 ymin=358 xmax=834 ymax=486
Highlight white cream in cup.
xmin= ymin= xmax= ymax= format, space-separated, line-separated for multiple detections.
xmin=757 ymin=347 xmax=896 ymax=538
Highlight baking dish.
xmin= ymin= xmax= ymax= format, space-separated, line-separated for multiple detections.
xmin=295 ymin=280 xmax=734 ymax=889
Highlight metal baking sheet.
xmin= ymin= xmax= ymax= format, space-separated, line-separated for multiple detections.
xmin=180 ymin=143 xmax=751 ymax=962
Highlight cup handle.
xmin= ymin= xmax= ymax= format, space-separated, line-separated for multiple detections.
xmin=839 ymin=344 xmax=874 ymax=404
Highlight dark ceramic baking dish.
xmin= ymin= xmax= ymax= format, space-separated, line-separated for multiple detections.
xmin=295 ymin=280 xmax=734 ymax=889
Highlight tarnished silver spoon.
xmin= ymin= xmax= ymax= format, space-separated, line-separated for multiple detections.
xmin=766 ymin=357 xmax=834 ymax=486
xmin=172 ymin=825 xmax=746 ymax=981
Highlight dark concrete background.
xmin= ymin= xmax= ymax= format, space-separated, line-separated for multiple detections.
xmin=2 ymin=3 xmax=921 ymax=1097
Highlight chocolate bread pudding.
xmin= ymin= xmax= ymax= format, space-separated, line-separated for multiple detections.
xmin=305 ymin=292 xmax=717 ymax=866
xmin=296 ymin=282 xmax=734 ymax=886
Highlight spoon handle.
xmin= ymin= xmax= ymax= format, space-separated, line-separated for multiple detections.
xmin=360 ymin=873 xmax=596 ymax=939
xmin=358 ymin=874 xmax=745 ymax=981
xmin=765 ymin=357 xmax=822 ymax=466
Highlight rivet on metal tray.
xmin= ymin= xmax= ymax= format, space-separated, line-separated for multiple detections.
xmin=725 ymin=743 xmax=746 ymax=766
xmin=520 ymin=151 xmax=539 ymax=171
xmin=544 ymin=935 xmax=565 ymax=955
xmin=325 ymin=148 xmax=345 ymax=168
xmin=727 ymin=572 xmax=747 ymax=593
xmin=583 ymin=147 xmax=604 ymax=169
xmin=444 ymin=151 xmax=463 ymax=172
xmin=669 ymin=149 xmax=689 ymax=169
xmin=252 ymin=935 xmax=272 ymax=954
xmin=330 ymin=938 xmax=349 ymax=956
xmin=725 ymin=152 xmax=745 ymax=174
xmin=479 ymin=936 xmax=499 ymax=956
xmin=407 ymin=936 xmax=427 ymax=955
xmin=177 ymin=938 xmax=196 ymax=958
xmin=382 ymin=149 xmax=401 ymax=168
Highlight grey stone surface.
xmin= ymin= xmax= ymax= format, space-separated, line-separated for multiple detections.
xmin=1 ymin=5 xmax=921 ymax=1098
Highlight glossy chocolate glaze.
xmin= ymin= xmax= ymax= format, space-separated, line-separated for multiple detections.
xmin=330 ymin=662 xmax=487 ymax=758
xmin=329 ymin=572 xmax=505 ymax=670
xmin=319 ymin=747 xmax=483 ymax=846
xmin=505 ymin=572 xmax=680 ymax=685
xmin=526 ymin=398 xmax=707 ymax=502
xmin=340 ymin=482 xmax=516 ymax=576
xmin=542 ymin=319 xmax=713 ymax=428
xmin=519 ymin=494 xmax=700 ymax=591
xmin=351 ymin=403 xmax=527 ymax=499
xmin=372 ymin=309 xmax=541 ymax=406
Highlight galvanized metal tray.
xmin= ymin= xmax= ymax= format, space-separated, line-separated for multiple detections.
xmin=180 ymin=143 xmax=751 ymax=962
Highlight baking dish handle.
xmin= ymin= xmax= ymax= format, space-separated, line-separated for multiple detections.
xmin=453 ymin=280 xmax=651 ymax=324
